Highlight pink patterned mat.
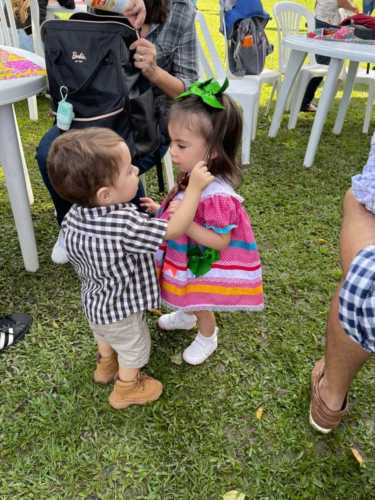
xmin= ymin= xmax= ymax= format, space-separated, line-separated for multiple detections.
xmin=0 ymin=49 xmax=46 ymax=81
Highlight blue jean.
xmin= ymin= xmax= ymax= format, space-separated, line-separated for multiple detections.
xmin=363 ymin=0 xmax=375 ymax=14
xmin=36 ymin=126 xmax=169 ymax=225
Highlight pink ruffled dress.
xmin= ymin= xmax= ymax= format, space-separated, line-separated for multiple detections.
xmin=155 ymin=177 xmax=264 ymax=312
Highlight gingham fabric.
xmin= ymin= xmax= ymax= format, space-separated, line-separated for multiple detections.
xmin=339 ymin=245 xmax=375 ymax=353
xmin=352 ymin=131 xmax=375 ymax=214
xmin=147 ymin=0 xmax=198 ymax=134
xmin=62 ymin=203 xmax=167 ymax=325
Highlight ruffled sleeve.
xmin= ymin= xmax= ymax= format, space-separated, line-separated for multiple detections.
xmin=196 ymin=194 xmax=239 ymax=234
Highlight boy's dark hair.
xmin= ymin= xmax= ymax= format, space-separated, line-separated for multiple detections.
xmin=47 ymin=128 xmax=125 ymax=207
xmin=169 ymin=93 xmax=243 ymax=187
xmin=144 ymin=0 xmax=169 ymax=24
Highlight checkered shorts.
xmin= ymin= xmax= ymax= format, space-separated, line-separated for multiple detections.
xmin=339 ymin=245 xmax=375 ymax=353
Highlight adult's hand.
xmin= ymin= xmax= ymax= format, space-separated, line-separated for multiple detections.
xmin=130 ymin=38 xmax=158 ymax=80
xmin=123 ymin=0 xmax=146 ymax=29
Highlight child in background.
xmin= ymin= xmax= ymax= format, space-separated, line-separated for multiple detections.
xmin=141 ymin=79 xmax=264 ymax=365
xmin=47 ymin=128 xmax=213 ymax=409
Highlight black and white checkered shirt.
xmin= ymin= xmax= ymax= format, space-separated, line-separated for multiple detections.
xmin=61 ymin=203 xmax=168 ymax=325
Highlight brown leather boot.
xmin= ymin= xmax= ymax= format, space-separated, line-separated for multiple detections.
xmin=108 ymin=372 xmax=163 ymax=409
xmin=93 ymin=352 xmax=118 ymax=384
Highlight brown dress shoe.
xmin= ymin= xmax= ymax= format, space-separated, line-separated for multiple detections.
xmin=93 ymin=352 xmax=119 ymax=384
xmin=108 ymin=372 xmax=163 ymax=410
xmin=309 ymin=359 xmax=348 ymax=433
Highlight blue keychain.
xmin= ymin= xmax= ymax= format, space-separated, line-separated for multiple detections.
xmin=56 ymin=86 xmax=74 ymax=131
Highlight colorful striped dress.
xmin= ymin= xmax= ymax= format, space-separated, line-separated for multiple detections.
xmin=155 ymin=177 xmax=264 ymax=312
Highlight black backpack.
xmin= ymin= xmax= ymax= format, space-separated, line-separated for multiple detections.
xmin=41 ymin=12 xmax=160 ymax=159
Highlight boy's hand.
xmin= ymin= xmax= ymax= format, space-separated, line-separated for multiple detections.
xmin=188 ymin=161 xmax=214 ymax=191
xmin=140 ymin=197 xmax=160 ymax=214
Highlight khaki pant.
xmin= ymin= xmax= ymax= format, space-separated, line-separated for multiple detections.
xmin=90 ymin=312 xmax=151 ymax=368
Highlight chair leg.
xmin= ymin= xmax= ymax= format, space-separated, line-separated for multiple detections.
xmin=27 ymin=96 xmax=38 ymax=121
xmin=333 ymin=60 xmax=359 ymax=135
xmin=141 ymin=174 xmax=147 ymax=195
xmin=363 ymin=82 xmax=375 ymax=134
xmin=15 ymin=117 xmax=34 ymax=205
xmin=252 ymin=96 xmax=260 ymax=141
xmin=232 ymin=92 xmax=257 ymax=166
xmin=162 ymin=150 xmax=175 ymax=190
xmin=265 ymin=79 xmax=279 ymax=116
xmin=288 ymin=72 xmax=310 ymax=130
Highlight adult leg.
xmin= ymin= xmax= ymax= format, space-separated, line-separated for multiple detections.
xmin=317 ymin=287 xmax=371 ymax=412
xmin=131 ymin=140 xmax=170 ymax=209
xmin=36 ymin=126 xmax=72 ymax=226
xmin=310 ymin=189 xmax=375 ymax=431
xmin=301 ymin=78 xmax=322 ymax=112
xmin=300 ymin=19 xmax=334 ymax=112
xmin=340 ymin=189 xmax=375 ymax=274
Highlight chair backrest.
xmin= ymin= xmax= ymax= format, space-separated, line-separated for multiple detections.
xmin=195 ymin=11 xmax=227 ymax=81
xmin=0 ymin=0 xmax=43 ymax=56
xmin=272 ymin=1 xmax=316 ymax=73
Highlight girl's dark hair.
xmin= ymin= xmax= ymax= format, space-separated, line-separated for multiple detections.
xmin=169 ymin=93 xmax=243 ymax=189
xmin=144 ymin=0 xmax=169 ymax=24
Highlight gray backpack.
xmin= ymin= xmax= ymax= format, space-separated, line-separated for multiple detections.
xmin=228 ymin=16 xmax=273 ymax=76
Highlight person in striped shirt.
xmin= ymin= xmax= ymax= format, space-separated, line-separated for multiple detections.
xmin=47 ymin=127 xmax=213 ymax=410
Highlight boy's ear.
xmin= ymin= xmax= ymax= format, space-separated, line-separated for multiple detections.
xmin=96 ymin=186 xmax=112 ymax=205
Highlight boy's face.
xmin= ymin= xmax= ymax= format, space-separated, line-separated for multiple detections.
xmin=168 ymin=116 xmax=209 ymax=173
xmin=103 ymin=143 xmax=139 ymax=205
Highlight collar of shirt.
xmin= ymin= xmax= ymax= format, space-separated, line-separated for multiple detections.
xmin=71 ymin=203 xmax=138 ymax=220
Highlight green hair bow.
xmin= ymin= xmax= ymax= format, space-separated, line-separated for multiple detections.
xmin=176 ymin=78 xmax=229 ymax=109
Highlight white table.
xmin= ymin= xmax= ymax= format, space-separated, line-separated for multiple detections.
xmin=269 ymin=35 xmax=375 ymax=167
xmin=0 ymin=46 xmax=46 ymax=271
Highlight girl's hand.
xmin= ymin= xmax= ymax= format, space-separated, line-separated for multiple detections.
xmin=122 ymin=0 xmax=146 ymax=29
xmin=188 ymin=161 xmax=214 ymax=192
xmin=130 ymin=38 xmax=157 ymax=79
xmin=168 ymin=200 xmax=182 ymax=215
xmin=140 ymin=197 xmax=160 ymax=214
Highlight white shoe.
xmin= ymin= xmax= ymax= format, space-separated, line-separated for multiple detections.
xmin=182 ymin=328 xmax=218 ymax=365
xmin=158 ymin=310 xmax=197 ymax=331
xmin=51 ymin=229 xmax=68 ymax=264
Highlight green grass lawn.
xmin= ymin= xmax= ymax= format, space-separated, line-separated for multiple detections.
xmin=1 ymin=0 xmax=375 ymax=498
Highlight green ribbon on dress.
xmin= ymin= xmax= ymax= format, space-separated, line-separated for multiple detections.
xmin=176 ymin=78 xmax=229 ymax=109
xmin=187 ymin=246 xmax=220 ymax=277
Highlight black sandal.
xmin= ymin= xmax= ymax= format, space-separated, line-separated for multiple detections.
xmin=0 ymin=313 xmax=32 ymax=352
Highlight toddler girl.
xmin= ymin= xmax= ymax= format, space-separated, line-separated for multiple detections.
xmin=141 ymin=79 xmax=264 ymax=365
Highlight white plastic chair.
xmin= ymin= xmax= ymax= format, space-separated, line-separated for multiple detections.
xmin=46 ymin=0 xmax=87 ymax=21
xmin=272 ymin=1 xmax=332 ymax=129
xmin=141 ymin=151 xmax=175 ymax=195
xmin=195 ymin=11 xmax=263 ymax=165
xmin=0 ymin=0 xmax=43 ymax=121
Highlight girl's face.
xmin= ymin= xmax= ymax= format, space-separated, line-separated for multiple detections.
xmin=168 ymin=115 xmax=209 ymax=173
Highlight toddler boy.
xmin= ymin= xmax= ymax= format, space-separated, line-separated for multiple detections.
xmin=47 ymin=127 xmax=212 ymax=409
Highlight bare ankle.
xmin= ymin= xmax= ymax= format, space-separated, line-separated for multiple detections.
xmin=319 ymin=376 xmax=347 ymax=411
